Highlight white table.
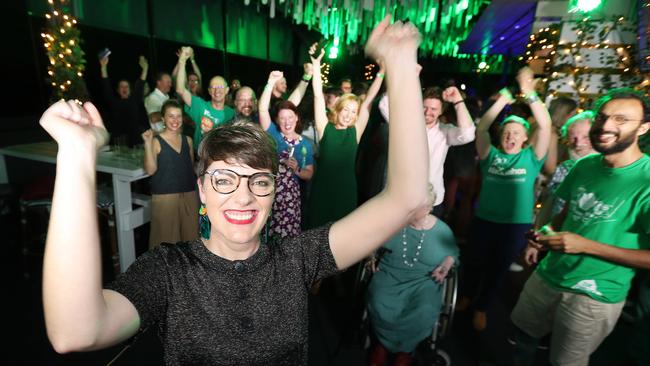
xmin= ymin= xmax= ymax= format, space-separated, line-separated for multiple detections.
xmin=0 ymin=142 xmax=151 ymax=272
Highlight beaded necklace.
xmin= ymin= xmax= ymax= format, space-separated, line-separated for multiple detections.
xmin=401 ymin=227 xmax=426 ymax=267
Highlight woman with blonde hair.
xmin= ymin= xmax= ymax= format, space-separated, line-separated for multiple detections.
xmin=306 ymin=46 xmax=384 ymax=228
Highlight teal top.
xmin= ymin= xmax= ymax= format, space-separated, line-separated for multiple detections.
xmin=367 ymin=220 xmax=459 ymax=353
xmin=476 ymin=145 xmax=545 ymax=224
xmin=185 ymin=95 xmax=235 ymax=151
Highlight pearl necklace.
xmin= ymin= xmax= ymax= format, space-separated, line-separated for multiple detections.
xmin=402 ymin=227 xmax=425 ymax=267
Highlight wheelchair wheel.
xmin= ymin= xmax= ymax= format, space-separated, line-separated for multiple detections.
xmin=436 ymin=268 xmax=459 ymax=339
xmin=430 ymin=349 xmax=451 ymax=366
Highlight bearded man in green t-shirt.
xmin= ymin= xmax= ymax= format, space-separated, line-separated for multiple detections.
xmin=511 ymin=88 xmax=650 ymax=366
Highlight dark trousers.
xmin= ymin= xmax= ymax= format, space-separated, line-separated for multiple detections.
xmin=462 ymin=217 xmax=531 ymax=311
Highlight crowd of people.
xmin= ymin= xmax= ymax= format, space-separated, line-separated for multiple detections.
xmin=37 ymin=15 xmax=650 ymax=366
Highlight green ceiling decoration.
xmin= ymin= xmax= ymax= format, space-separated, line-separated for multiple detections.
xmin=247 ymin=0 xmax=491 ymax=56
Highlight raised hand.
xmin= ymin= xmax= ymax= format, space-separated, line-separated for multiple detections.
xmin=178 ymin=46 xmax=192 ymax=61
xmin=364 ymin=16 xmax=421 ymax=65
xmin=517 ymin=67 xmax=536 ymax=94
xmin=308 ymin=42 xmax=325 ymax=64
xmin=442 ymin=86 xmax=463 ymax=104
xmin=141 ymin=129 xmax=154 ymax=144
xmin=303 ymin=62 xmax=313 ymax=77
xmin=139 ymin=55 xmax=148 ymax=70
xmin=39 ymin=100 xmax=109 ymax=151
xmin=267 ymin=71 xmax=284 ymax=86
xmin=99 ymin=56 xmax=109 ymax=68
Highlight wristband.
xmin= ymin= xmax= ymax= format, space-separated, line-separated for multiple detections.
xmin=499 ymin=87 xmax=513 ymax=101
xmin=524 ymin=91 xmax=541 ymax=104
xmin=302 ymin=74 xmax=312 ymax=82
xmin=453 ymin=100 xmax=464 ymax=105
xmin=376 ymin=72 xmax=385 ymax=78
xmin=264 ymin=84 xmax=273 ymax=91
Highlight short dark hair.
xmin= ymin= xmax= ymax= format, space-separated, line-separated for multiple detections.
xmin=422 ymin=87 xmax=443 ymax=102
xmin=352 ymin=82 xmax=369 ymax=96
xmin=594 ymin=88 xmax=650 ymax=123
xmin=161 ymin=99 xmax=182 ymax=116
xmin=324 ymin=87 xmax=343 ymax=97
xmin=155 ymin=72 xmax=170 ymax=82
xmin=197 ymin=121 xmax=278 ymax=177
xmin=340 ymin=78 xmax=352 ymax=85
xmin=274 ymin=100 xmax=303 ymax=134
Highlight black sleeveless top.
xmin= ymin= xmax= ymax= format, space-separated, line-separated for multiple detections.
xmin=151 ymin=135 xmax=197 ymax=194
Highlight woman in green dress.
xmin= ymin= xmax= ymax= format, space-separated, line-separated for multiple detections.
xmin=306 ymin=45 xmax=384 ymax=229
xmin=367 ymin=187 xmax=459 ymax=366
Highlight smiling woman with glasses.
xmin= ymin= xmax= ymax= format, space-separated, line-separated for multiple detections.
xmin=40 ymin=17 xmax=430 ymax=365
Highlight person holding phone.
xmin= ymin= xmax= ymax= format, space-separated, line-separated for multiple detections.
xmin=259 ymin=71 xmax=315 ymax=238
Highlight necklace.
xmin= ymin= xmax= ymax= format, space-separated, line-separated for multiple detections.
xmin=402 ymin=228 xmax=425 ymax=267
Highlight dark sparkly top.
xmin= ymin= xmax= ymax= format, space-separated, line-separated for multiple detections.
xmin=107 ymin=224 xmax=338 ymax=365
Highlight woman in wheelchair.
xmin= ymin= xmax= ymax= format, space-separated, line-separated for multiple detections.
xmin=367 ymin=186 xmax=459 ymax=366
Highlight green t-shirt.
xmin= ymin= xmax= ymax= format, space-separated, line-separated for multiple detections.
xmin=186 ymin=95 xmax=235 ymax=151
xmin=537 ymin=154 xmax=650 ymax=303
xmin=475 ymin=145 xmax=545 ymax=224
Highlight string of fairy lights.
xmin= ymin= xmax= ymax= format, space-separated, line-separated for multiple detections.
xmin=41 ymin=0 xmax=86 ymax=101
xmin=520 ymin=15 xmax=638 ymax=106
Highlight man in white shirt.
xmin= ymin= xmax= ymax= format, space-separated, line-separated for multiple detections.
xmin=144 ymin=72 xmax=172 ymax=132
xmin=380 ymin=86 xmax=476 ymax=216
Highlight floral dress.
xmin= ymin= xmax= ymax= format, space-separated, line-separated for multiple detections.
xmin=265 ymin=123 xmax=314 ymax=238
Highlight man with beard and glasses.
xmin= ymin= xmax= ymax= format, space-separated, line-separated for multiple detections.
xmin=510 ymin=88 xmax=650 ymax=366
xmin=233 ymin=86 xmax=258 ymax=122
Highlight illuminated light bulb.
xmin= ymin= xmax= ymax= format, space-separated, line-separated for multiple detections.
xmin=543 ymin=78 xmax=548 ymax=82
xmin=66 ymin=63 xmax=71 ymax=67
xmin=69 ymin=40 xmax=75 ymax=45
xmin=60 ymin=28 xmax=66 ymax=34
xmin=52 ymin=82 xmax=56 ymax=86
xmin=72 ymin=19 xmax=77 ymax=24
xmin=66 ymin=80 xmax=72 ymax=85
xmin=53 ymin=10 xmax=59 ymax=16
xmin=552 ymin=72 xmax=558 ymax=77
xmin=66 ymin=22 xmax=71 ymax=27
xmin=63 ymin=15 xmax=69 ymax=20
xmin=58 ymin=53 xmax=64 ymax=58
xmin=550 ymin=51 xmax=556 ymax=55
xmin=60 ymin=85 xmax=65 ymax=90
xmin=45 ymin=14 xmax=51 ymax=19
xmin=545 ymin=59 xmax=550 ymax=63
xmin=40 ymin=33 xmax=46 ymax=38
xmin=48 ymin=70 xmax=53 ymax=75
xmin=624 ymin=68 xmax=630 ymax=72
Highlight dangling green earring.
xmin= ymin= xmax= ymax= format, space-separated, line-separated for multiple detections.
xmin=199 ymin=203 xmax=211 ymax=239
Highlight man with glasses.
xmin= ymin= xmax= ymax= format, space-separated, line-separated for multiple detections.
xmin=511 ymin=88 xmax=650 ymax=366
xmin=176 ymin=46 xmax=235 ymax=151
xmin=233 ymin=86 xmax=258 ymax=122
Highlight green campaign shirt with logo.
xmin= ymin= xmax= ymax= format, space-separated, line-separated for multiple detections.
xmin=537 ymin=154 xmax=650 ymax=303
xmin=475 ymin=145 xmax=545 ymax=224
xmin=186 ymin=95 xmax=235 ymax=151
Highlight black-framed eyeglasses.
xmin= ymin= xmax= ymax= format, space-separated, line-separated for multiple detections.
xmin=594 ymin=112 xmax=643 ymax=126
xmin=202 ymin=169 xmax=275 ymax=197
